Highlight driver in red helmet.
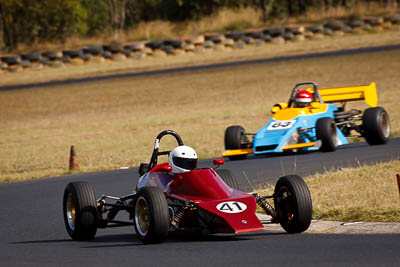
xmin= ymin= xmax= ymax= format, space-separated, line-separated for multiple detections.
xmin=294 ymin=90 xmax=313 ymax=108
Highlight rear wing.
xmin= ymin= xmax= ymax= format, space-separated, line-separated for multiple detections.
xmin=319 ymin=82 xmax=377 ymax=107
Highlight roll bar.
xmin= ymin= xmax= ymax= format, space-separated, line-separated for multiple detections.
xmin=288 ymin=81 xmax=324 ymax=107
xmin=148 ymin=130 xmax=184 ymax=170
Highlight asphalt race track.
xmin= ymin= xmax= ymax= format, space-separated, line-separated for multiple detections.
xmin=1 ymin=138 xmax=400 ymax=266
xmin=2 ymin=44 xmax=400 ymax=266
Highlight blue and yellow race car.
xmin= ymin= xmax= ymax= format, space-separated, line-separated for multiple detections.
xmin=223 ymin=81 xmax=390 ymax=160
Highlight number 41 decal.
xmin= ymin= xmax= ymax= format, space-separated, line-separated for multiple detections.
xmin=216 ymin=201 xmax=247 ymax=213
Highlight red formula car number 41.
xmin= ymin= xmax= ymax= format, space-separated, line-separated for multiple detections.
xmin=63 ymin=130 xmax=313 ymax=244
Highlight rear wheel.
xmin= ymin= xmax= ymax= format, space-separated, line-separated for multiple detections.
xmin=224 ymin=125 xmax=248 ymax=160
xmin=63 ymin=182 xmax=98 ymax=240
xmin=215 ymin=169 xmax=239 ymax=190
xmin=134 ymin=187 xmax=169 ymax=244
xmin=316 ymin=117 xmax=338 ymax=152
xmin=274 ymin=175 xmax=312 ymax=234
xmin=362 ymin=107 xmax=390 ymax=145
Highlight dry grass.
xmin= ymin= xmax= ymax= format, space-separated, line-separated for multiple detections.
xmin=0 ymin=44 xmax=399 ymax=182
xmin=186 ymin=7 xmax=263 ymax=33
xmin=309 ymin=160 xmax=400 ymax=222
xmin=298 ymin=2 xmax=398 ymax=23
xmin=257 ymin=160 xmax=400 ymax=222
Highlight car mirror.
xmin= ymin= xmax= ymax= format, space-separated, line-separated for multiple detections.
xmin=138 ymin=162 xmax=149 ymax=176
xmin=213 ymin=159 xmax=224 ymax=166
xmin=271 ymin=103 xmax=288 ymax=114
xmin=160 ymin=165 xmax=173 ymax=172
xmin=271 ymin=106 xmax=280 ymax=114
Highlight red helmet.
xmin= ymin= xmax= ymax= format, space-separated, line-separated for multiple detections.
xmin=295 ymin=90 xmax=313 ymax=104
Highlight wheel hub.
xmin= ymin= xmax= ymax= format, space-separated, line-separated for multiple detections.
xmin=135 ymin=197 xmax=150 ymax=236
xmin=380 ymin=112 xmax=390 ymax=138
xmin=66 ymin=193 xmax=76 ymax=230
xmin=277 ymin=186 xmax=294 ymax=222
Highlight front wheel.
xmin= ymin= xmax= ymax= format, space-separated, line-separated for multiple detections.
xmin=63 ymin=182 xmax=98 ymax=240
xmin=134 ymin=187 xmax=169 ymax=244
xmin=224 ymin=125 xmax=249 ymax=160
xmin=362 ymin=107 xmax=390 ymax=145
xmin=274 ymin=175 xmax=312 ymax=233
xmin=316 ymin=117 xmax=338 ymax=152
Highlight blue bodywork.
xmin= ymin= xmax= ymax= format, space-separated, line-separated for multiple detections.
xmin=253 ymin=104 xmax=349 ymax=154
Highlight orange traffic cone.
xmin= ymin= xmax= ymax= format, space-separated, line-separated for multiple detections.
xmin=69 ymin=145 xmax=80 ymax=171
xmin=397 ymin=174 xmax=400 ymax=198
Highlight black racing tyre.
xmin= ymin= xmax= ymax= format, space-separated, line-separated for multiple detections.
xmin=316 ymin=117 xmax=338 ymax=152
xmin=63 ymin=49 xmax=83 ymax=58
xmin=21 ymin=53 xmax=41 ymax=62
xmin=362 ymin=107 xmax=390 ymax=145
xmin=63 ymin=182 xmax=98 ymax=240
xmin=21 ymin=60 xmax=31 ymax=68
xmin=225 ymin=31 xmax=244 ymax=41
xmin=325 ymin=21 xmax=344 ymax=31
xmin=80 ymin=53 xmax=92 ymax=61
xmin=242 ymin=36 xmax=254 ymax=44
xmin=364 ymin=17 xmax=383 ymax=26
xmin=274 ymin=175 xmax=312 ymax=234
xmin=224 ymin=125 xmax=246 ymax=149
xmin=215 ymin=169 xmax=239 ymax=190
xmin=145 ymin=40 xmax=163 ymax=50
xmin=306 ymin=24 xmax=324 ymax=33
xmin=124 ymin=43 xmax=145 ymax=51
xmin=163 ymin=40 xmax=183 ymax=49
xmin=262 ymin=34 xmax=272 ymax=42
xmin=1 ymin=56 xmax=21 ymax=65
xmin=245 ymin=31 xmax=263 ymax=39
xmin=224 ymin=125 xmax=248 ymax=160
xmin=102 ymin=50 xmax=112 ymax=59
xmin=103 ymin=44 xmax=123 ymax=53
xmin=349 ymin=19 xmax=364 ymax=28
xmin=42 ymin=51 xmax=63 ymax=60
xmin=61 ymin=55 xmax=71 ymax=63
xmin=267 ymin=27 xmax=284 ymax=37
xmin=283 ymin=32 xmax=294 ymax=40
xmin=205 ymin=34 xmax=225 ymax=43
xmin=83 ymin=46 xmax=103 ymax=55
xmin=162 ymin=45 xmax=174 ymax=54
xmin=134 ymin=187 xmax=169 ymax=244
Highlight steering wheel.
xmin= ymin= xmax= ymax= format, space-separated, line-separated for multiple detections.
xmin=148 ymin=130 xmax=184 ymax=170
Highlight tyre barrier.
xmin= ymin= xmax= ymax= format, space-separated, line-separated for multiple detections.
xmin=1 ymin=14 xmax=399 ymax=73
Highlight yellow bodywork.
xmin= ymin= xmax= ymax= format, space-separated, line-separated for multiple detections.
xmin=222 ymin=148 xmax=253 ymax=157
xmin=282 ymin=142 xmax=316 ymax=150
xmin=273 ymin=104 xmax=328 ymax=120
xmin=319 ymin=82 xmax=377 ymax=107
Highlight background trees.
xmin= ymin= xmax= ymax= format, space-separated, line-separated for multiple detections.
xmin=0 ymin=0 xmax=398 ymax=51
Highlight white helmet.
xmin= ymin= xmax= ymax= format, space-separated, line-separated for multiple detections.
xmin=168 ymin=145 xmax=198 ymax=173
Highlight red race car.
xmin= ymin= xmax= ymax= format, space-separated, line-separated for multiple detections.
xmin=63 ymin=130 xmax=312 ymax=244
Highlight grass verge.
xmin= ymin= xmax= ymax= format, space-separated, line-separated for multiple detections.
xmin=256 ymin=160 xmax=400 ymax=222
xmin=0 ymin=47 xmax=399 ymax=182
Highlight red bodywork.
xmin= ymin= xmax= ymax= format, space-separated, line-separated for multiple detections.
xmin=137 ymin=163 xmax=264 ymax=234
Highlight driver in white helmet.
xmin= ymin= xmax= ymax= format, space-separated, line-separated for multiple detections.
xmin=168 ymin=145 xmax=198 ymax=173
